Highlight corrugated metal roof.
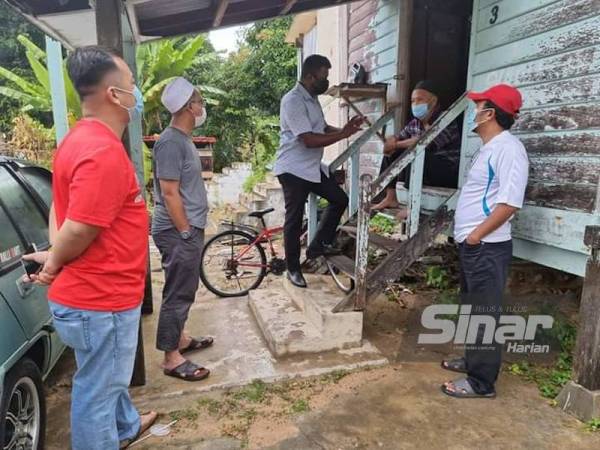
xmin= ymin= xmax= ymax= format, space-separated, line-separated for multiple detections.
xmin=3 ymin=0 xmax=357 ymax=47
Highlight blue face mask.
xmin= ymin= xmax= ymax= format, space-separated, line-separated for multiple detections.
xmin=411 ymin=103 xmax=429 ymax=120
xmin=466 ymin=106 xmax=493 ymax=132
xmin=113 ymin=85 xmax=144 ymax=123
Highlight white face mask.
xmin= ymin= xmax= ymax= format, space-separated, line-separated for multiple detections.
xmin=194 ymin=106 xmax=207 ymax=128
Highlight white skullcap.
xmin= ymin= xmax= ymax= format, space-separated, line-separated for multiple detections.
xmin=161 ymin=77 xmax=195 ymax=114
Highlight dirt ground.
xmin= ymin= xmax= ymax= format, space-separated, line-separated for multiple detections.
xmin=44 ymin=244 xmax=600 ymax=449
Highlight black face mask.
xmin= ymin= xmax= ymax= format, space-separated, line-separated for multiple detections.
xmin=313 ymin=77 xmax=330 ymax=95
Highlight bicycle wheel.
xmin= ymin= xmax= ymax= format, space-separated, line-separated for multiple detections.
xmin=325 ymin=259 xmax=355 ymax=294
xmin=200 ymin=230 xmax=267 ymax=297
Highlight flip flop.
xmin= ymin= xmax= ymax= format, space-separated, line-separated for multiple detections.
xmin=441 ymin=357 xmax=467 ymax=374
xmin=441 ymin=378 xmax=496 ymax=399
xmin=180 ymin=336 xmax=214 ymax=354
xmin=163 ymin=360 xmax=210 ymax=382
xmin=119 ymin=411 xmax=158 ymax=449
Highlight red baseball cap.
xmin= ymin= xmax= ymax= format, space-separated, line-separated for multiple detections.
xmin=467 ymin=84 xmax=522 ymax=116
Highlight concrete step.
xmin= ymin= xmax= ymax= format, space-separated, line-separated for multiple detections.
xmin=248 ymin=276 xmax=363 ymax=357
xmin=254 ymin=182 xmax=281 ymax=199
xmin=248 ymin=287 xmax=325 ymax=357
xmin=283 ymin=275 xmax=362 ymax=344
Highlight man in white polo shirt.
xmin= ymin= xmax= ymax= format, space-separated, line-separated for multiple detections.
xmin=441 ymin=84 xmax=529 ymax=399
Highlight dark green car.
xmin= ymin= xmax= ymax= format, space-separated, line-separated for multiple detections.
xmin=0 ymin=156 xmax=65 ymax=450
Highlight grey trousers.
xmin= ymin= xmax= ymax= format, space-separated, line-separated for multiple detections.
xmin=153 ymin=226 xmax=204 ymax=352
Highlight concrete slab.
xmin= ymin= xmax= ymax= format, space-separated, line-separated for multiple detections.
xmin=132 ymin=255 xmax=387 ymax=410
xmin=557 ymin=380 xmax=600 ymax=422
xmin=283 ymin=275 xmax=363 ymax=343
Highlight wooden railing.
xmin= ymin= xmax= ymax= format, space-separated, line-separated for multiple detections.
xmin=306 ymin=93 xmax=470 ymax=311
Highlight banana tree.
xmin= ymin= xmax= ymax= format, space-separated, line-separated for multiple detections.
xmin=0 ymin=34 xmax=81 ymax=120
xmin=136 ymin=35 xmax=225 ymax=133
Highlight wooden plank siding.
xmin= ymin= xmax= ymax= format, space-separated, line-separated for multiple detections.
xmin=463 ymin=0 xmax=600 ymax=214
xmin=347 ymin=0 xmax=401 ymax=178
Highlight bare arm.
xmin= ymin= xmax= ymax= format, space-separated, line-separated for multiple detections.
xmin=383 ymin=136 xmax=419 ymax=155
xmin=27 ymin=219 xmax=100 ymax=285
xmin=159 ymin=179 xmax=190 ymax=232
xmin=49 ymin=202 xmax=58 ymax=246
xmin=466 ymin=204 xmax=519 ymax=244
xmin=302 ymin=116 xmax=365 ymax=148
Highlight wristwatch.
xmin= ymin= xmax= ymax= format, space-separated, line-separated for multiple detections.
xmin=180 ymin=230 xmax=192 ymax=240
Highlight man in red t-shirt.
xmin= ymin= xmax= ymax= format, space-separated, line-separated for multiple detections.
xmin=24 ymin=46 xmax=156 ymax=450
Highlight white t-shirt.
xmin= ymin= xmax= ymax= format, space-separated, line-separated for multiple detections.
xmin=454 ymin=131 xmax=529 ymax=243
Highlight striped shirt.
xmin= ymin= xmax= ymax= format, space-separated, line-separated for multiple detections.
xmin=273 ymin=83 xmax=327 ymax=183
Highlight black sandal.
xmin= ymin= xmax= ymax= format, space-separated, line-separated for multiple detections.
xmin=181 ymin=336 xmax=214 ymax=354
xmin=441 ymin=357 xmax=467 ymax=374
xmin=441 ymin=378 xmax=496 ymax=399
xmin=163 ymin=360 xmax=210 ymax=382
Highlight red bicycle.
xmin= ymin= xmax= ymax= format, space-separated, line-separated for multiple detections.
xmin=200 ymin=208 xmax=288 ymax=297
xmin=199 ymin=207 xmax=355 ymax=297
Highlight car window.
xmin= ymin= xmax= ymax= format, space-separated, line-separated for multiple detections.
xmin=0 ymin=166 xmax=49 ymax=249
xmin=19 ymin=166 xmax=52 ymax=208
xmin=0 ymin=203 xmax=25 ymax=272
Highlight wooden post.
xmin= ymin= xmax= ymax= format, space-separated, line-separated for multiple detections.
xmin=45 ymin=36 xmax=69 ymax=144
xmin=407 ymin=145 xmax=425 ymax=237
xmin=96 ymin=0 xmax=148 ymax=385
xmin=354 ymin=174 xmax=372 ymax=310
xmin=348 ymin=143 xmax=360 ymax=217
xmin=573 ymin=226 xmax=600 ymax=390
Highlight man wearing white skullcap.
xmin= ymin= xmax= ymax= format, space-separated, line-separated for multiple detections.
xmin=151 ymin=76 xmax=214 ymax=382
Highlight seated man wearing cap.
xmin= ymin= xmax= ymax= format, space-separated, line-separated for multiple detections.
xmin=372 ymin=80 xmax=461 ymax=214
xmin=441 ymin=84 xmax=529 ymax=399
xmin=151 ymin=77 xmax=214 ymax=382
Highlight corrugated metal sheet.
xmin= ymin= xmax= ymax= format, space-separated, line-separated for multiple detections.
xmin=462 ymin=0 xmax=600 ymax=213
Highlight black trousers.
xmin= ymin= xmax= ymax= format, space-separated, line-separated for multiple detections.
xmin=459 ymin=240 xmax=512 ymax=394
xmin=379 ymin=149 xmax=459 ymax=192
xmin=278 ymin=171 xmax=348 ymax=272
xmin=153 ymin=227 xmax=204 ymax=352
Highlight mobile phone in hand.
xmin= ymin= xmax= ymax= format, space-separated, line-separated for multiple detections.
xmin=21 ymin=244 xmax=42 ymax=280
xmin=21 ymin=258 xmax=43 ymax=280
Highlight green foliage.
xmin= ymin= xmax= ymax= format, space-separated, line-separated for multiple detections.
xmin=0 ymin=35 xmax=81 ymax=119
xmin=137 ymin=35 xmax=225 ymax=134
xmin=232 ymin=379 xmax=268 ymax=403
xmin=585 ymin=418 xmax=600 ymax=432
xmin=6 ymin=114 xmax=55 ymax=168
xmin=0 ymin=2 xmax=44 ymax=133
xmin=194 ymin=18 xmax=296 ymax=172
xmin=290 ymin=399 xmax=310 ymax=414
xmin=369 ymin=213 xmax=396 ymax=235
xmin=506 ymin=316 xmax=576 ymax=399
xmin=426 ymin=266 xmax=450 ymax=290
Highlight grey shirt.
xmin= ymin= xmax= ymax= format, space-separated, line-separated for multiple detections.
xmin=273 ymin=83 xmax=327 ymax=183
xmin=151 ymin=126 xmax=208 ymax=233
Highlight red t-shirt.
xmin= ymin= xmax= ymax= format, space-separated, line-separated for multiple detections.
xmin=48 ymin=119 xmax=149 ymax=311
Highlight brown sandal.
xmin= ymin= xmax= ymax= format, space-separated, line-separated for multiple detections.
xmin=163 ymin=360 xmax=210 ymax=382
xmin=180 ymin=336 xmax=214 ymax=354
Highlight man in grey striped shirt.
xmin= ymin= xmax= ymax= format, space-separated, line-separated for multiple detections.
xmin=274 ymin=55 xmax=365 ymax=288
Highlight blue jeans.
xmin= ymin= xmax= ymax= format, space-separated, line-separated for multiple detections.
xmin=49 ymin=301 xmax=141 ymax=450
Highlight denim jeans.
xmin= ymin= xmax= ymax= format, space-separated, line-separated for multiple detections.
xmin=49 ymin=301 xmax=141 ymax=450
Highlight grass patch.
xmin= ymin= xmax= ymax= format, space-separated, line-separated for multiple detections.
xmin=585 ymin=418 xmax=600 ymax=432
xmin=506 ymin=315 xmax=576 ymax=399
xmin=169 ymin=407 xmax=199 ymax=422
xmin=290 ymin=399 xmax=310 ymax=414
xmin=232 ymin=379 xmax=268 ymax=403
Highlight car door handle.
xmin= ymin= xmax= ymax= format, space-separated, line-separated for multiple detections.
xmin=16 ymin=278 xmax=36 ymax=298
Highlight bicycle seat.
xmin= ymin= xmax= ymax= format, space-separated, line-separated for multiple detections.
xmin=248 ymin=207 xmax=275 ymax=218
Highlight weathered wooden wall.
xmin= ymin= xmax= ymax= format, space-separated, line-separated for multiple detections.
xmin=347 ymin=0 xmax=401 ymax=177
xmin=462 ymin=0 xmax=600 ymax=213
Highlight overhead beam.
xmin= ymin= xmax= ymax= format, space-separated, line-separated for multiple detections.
xmin=213 ymin=0 xmax=230 ymax=27
xmin=281 ymin=0 xmax=298 ymax=15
